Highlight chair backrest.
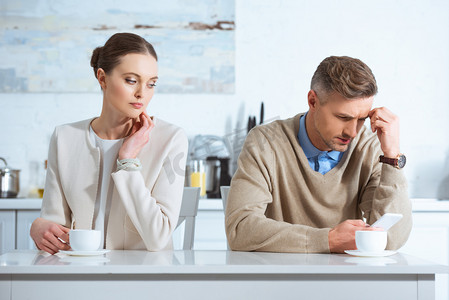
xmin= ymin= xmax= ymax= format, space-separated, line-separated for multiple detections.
xmin=220 ymin=186 xmax=230 ymax=211
xmin=176 ymin=187 xmax=201 ymax=250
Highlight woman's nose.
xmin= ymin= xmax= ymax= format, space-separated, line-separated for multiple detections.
xmin=134 ymin=85 xmax=143 ymax=99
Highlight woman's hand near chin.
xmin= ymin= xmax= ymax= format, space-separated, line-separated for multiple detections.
xmin=118 ymin=111 xmax=154 ymax=160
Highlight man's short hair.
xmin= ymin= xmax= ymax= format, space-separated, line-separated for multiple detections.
xmin=311 ymin=56 xmax=378 ymax=102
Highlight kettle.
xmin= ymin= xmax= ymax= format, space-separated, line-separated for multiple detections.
xmin=205 ymin=156 xmax=231 ymax=198
xmin=0 ymin=157 xmax=20 ymax=198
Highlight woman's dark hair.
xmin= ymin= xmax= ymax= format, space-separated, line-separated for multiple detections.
xmin=90 ymin=32 xmax=158 ymax=78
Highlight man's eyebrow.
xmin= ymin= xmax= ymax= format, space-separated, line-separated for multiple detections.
xmin=337 ymin=113 xmax=355 ymax=119
xmin=337 ymin=113 xmax=369 ymax=120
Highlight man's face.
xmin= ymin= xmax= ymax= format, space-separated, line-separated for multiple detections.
xmin=307 ymin=90 xmax=373 ymax=152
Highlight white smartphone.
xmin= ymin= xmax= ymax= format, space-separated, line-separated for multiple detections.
xmin=371 ymin=213 xmax=403 ymax=231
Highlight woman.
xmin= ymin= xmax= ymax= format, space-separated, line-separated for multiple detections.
xmin=30 ymin=33 xmax=188 ymax=254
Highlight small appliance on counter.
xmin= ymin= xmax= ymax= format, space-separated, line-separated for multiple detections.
xmin=205 ymin=156 xmax=231 ymax=198
xmin=186 ymin=135 xmax=232 ymax=198
xmin=0 ymin=157 xmax=20 ymax=198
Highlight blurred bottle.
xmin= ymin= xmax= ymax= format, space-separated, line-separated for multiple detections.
xmin=37 ymin=160 xmax=47 ymax=198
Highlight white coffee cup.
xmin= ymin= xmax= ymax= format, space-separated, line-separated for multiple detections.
xmin=355 ymin=230 xmax=387 ymax=252
xmin=69 ymin=229 xmax=101 ymax=251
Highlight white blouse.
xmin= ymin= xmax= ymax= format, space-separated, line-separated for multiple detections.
xmin=89 ymin=126 xmax=123 ymax=248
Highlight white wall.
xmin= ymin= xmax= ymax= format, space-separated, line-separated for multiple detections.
xmin=1 ymin=0 xmax=448 ymax=199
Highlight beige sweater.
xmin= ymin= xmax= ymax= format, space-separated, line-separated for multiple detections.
xmin=40 ymin=117 xmax=188 ymax=251
xmin=225 ymin=113 xmax=412 ymax=253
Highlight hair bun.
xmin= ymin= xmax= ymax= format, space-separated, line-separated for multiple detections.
xmin=90 ymin=47 xmax=102 ymax=78
xmin=90 ymin=47 xmax=102 ymax=68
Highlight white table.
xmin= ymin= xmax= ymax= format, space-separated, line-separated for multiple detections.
xmin=0 ymin=250 xmax=447 ymax=300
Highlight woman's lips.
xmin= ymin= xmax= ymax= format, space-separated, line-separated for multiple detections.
xmin=130 ymin=102 xmax=143 ymax=109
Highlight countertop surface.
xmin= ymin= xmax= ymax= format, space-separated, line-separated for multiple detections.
xmin=0 ymin=250 xmax=447 ymax=275
xmin=1 ymin=198 xmax=449 ymax=211
xmin=0 ymin=198 xmax=224 ymax=210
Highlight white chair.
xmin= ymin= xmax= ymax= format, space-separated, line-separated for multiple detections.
xmin=176 ymin=187 xmax=201 ymax=250
xmin=220 ymin=186 xmax=230 ymax=211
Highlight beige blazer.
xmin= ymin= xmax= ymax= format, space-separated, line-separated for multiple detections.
xmin=40 ymin=117 xmax=188 ymax=251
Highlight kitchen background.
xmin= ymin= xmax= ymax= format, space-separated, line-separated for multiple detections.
xmin=1 ymin=0 xmax=449 ymax=200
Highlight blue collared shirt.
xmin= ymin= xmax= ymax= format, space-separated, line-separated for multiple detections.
xmin=297 ymin=113 xmax=344 ymax=174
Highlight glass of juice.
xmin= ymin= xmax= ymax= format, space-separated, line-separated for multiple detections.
xmin=190 ymin=160 xmax=206 ymax=197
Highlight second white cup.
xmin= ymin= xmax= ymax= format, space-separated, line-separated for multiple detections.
xmin=69 ymin=229 xmax=101 ymax=251
xmin=355 ymin=230 xmax=387 ymax=252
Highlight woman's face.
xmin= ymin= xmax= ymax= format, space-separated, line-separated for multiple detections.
xmin=99 ymin=53 xmax=158 ymax=119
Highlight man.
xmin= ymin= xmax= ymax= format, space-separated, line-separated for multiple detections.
xmin=225 ymin=56 xmax=411 ymax=253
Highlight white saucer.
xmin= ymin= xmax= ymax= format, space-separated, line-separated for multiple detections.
xmin=60 ymin=256 xmax=110 ymax=265
xmin=59 ymin=250 xmax=110 ymax=256
xmin=344 ymin=250 xmax=397 ymax=257
xmin=345 ymin=256 xmax=397 ymax=266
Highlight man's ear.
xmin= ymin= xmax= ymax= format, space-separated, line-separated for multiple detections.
xmin=308 ymin=90 xmax=319 ymax=110
xmin=97 ymin=68 xmax=107 ymax=90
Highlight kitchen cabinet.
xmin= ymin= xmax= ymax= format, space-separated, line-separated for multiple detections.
xmin=194 ymin=209 xmax=227 ymax=250
xmin=0 ymin=211 xmax=15 ymax=251
xmin=16 ymin=210 xmax=40 ymax=250
xmin=173 ymin=199 xmax=227 ymax=250
xmin=399 ymin=204 xmax=449 ymax=300
xmin=0 ymin=199 xmax=41 ymax=252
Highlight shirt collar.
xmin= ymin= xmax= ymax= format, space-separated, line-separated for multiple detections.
xmin=298 ymin=112 xmax=342 ymax=160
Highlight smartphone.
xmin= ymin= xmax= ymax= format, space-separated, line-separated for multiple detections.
xmin=371 ymin=213 xmax=403 ymax=231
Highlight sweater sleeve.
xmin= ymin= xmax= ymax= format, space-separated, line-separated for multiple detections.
xmin=225 ymin=128 xmax=330 ymax=253
xmin=40 ymin=128 xmax=72 ymax=228
xmin=111 ymin=129 xmax=188 ymax=251
xmin=359 ymin=160 xmax=413 ymax=250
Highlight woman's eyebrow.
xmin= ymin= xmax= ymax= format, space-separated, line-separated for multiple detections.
xmin=122 ymin=72 xmax=158 ymax=80
xmin=123 ymin=72 xmax=140 ymax=77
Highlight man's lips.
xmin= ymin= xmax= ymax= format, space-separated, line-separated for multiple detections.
xmin=337 ymin=137 xmax=351 ymax=144
xmin=130 ymin=102 xmax=143 ymax=109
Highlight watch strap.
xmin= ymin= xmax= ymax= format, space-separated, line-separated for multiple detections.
xmin=379 ymin=154 xmax=406 ymax=169
xmin=379 ymin=156 xmax=397 ymax=166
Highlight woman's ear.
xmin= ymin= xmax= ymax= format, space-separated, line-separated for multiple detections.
xmin=97 ymin=68 xmax=107 ymax=90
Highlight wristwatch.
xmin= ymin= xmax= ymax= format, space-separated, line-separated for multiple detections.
xmin=379 ymin=154 xmax=406 ymax=169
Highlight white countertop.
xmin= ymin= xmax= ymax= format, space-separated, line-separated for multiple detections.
xmin=0 ymin=198 xmax=43 ymax=209
xmin=1 ymin=198 xmax=449 ymax=212
xmin=0 ymin=198 xmax=224 ymax=211
xmin=0 ymin=250 xmax=447 ymax=275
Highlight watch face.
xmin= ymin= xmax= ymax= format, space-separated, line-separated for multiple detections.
xmin=398 ymin=155 xmax=406 ymax=168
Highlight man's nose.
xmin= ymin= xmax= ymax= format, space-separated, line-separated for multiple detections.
xmin=344 ymin=120 xmax=358 ymax=138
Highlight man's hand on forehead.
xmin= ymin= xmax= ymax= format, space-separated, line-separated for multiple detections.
xmin=368 ymin=107 xmax=400 ymax=158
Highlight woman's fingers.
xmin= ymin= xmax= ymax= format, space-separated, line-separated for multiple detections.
xmin=30 ymin=218 xmax=71 ymax=255
xmin=40 ymin=245 xmax=57 ymax=255
xmin=118 ymin=112 xmax=154 ymax=160
xmin=59 ymin=232 xmax=70 ymax=244
xmin=44 ymin=231 xmax=68 ymax=250
xmin=40 ymin=238 xmax=61 ymax=254
xmin=145 ymin=112 xmax=155 ymax=130
xmin=45 ymin=223 xmax=71 ymax=252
